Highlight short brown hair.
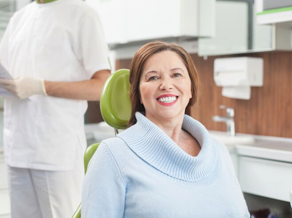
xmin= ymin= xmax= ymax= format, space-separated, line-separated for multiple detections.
xmin=128 ymin=41 xmax=200 ymax=126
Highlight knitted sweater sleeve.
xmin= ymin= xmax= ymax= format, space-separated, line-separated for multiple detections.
xmin=82 ymin=142 xmax=126 ymax=218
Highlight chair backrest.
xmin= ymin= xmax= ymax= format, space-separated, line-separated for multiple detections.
xmin=72 ymin=69 xmax=131 ymax=218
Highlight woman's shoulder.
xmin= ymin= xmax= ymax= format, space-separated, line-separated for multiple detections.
xmin=101 ymin=137 xmax=128 ymax=154
xmin=98 ymin=136 xmax=133 ymax=164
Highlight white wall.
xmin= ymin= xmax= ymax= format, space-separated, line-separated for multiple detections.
xmin=16 ymin=0 xmax=31 ymax=10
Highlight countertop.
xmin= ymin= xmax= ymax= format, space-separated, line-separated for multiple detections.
xmin=209 ymin=131 xmax=292 ymax=163
xmin=235 ymin=134 xmax=292 ymax=163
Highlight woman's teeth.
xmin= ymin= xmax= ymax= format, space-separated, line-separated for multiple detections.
xmin=158 ymin=96 xmax=177 ymax=103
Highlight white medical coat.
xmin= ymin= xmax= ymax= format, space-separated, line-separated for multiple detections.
xmin=0 ymin=0 xmax=110 ymax=170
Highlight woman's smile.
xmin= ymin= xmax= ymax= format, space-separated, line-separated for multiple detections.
xmin=157 ymin=94 xmax=178 ymax=106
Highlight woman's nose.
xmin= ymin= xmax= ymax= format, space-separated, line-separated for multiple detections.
xmin=159 ymin=78 xmax=173 ymax=90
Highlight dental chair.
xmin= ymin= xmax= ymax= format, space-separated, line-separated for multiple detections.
xmin=72 ymin=69 xmax=131 ymax=218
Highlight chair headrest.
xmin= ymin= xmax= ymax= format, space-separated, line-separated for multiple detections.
xmin=100 ymin=69 xmax=131 ymax=130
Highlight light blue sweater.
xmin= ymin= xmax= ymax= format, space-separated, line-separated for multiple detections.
xmin=82 ymin=112 xmax=250 ymax=218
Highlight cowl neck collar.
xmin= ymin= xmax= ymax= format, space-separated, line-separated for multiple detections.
xmin=118 ymin=112 xmax=218 ymax=182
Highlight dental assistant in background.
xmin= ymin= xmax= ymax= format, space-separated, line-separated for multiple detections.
xmin=82 ymin=41 xmax=250 ymax=218
xmin=0 ymin=0 xmax=110 ymax=217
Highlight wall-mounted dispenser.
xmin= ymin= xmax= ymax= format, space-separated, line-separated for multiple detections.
xmin=214 ymin=57 xmax=263 ymax=100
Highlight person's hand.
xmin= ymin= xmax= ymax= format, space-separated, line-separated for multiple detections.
xmin=0 ymin=76 xmax=47 ymax=99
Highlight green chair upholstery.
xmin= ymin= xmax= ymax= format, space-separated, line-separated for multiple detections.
xmin=84 ymin=143 xmax=100 ymax=174
xmin=72 ymin=143 xmax=99 ymax=218
xmin=72 ymin=69 xmax=131 ymax=218
xmin=100 ymin=69 xmax=131 ymax=130
xmin=71 ymin=202 xmax=81 ymax=218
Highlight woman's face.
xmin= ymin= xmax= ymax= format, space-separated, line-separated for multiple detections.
xmin=139 ymin=50 xmax=192 ymax=124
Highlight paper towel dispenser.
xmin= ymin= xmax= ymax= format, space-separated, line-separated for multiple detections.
xmin=214 ymin=57 xmax=263 ymax=99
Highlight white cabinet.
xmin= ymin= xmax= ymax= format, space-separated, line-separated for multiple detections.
xmin=214 ymin=134 xmax=292 ymax=204
xmin=0 ymin=161 xmax=8 ymax=190
xmin=235 ymin=136 xmax=292 ymax=203
xmin=256 ymin=0 xmax=292 ymax=25
xmin=239 ymin=156 xmax=292 ymax=202
xmin=86 ymin=0 xmax=215 ymax=45
xmin=0 ymin=153 xmax=10 ymax=218
xmin=199 ymin=0 xmax=292 ymax=56
xmin=199 ymin=1 xmax=249 ymax=56
xmin=229 ymin=152 xmax=239 ymax=178
xmin=0 ymin=189 xmax=10 ymax=218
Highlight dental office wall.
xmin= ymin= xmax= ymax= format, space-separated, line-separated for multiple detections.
xmin=115 ymin=51 xmax=292 ymax=138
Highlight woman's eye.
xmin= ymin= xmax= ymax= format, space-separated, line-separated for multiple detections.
xmin=172 ymin=73 xmax=182 ymax=78
xmin=148 ymin=76 xmax=159 ymax=81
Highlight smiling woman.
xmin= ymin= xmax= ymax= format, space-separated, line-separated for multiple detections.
xmin=82 ymin=41 xmax=250 ymax=218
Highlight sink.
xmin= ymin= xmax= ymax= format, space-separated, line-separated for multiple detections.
xmin=209 ymin=131 xmax=255 ymax=146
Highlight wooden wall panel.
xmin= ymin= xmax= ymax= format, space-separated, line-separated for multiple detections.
xmin=115 ymin=51 xmax=292 ymax=138
xmin=85 ymin=101 xmax=103 ymax=124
